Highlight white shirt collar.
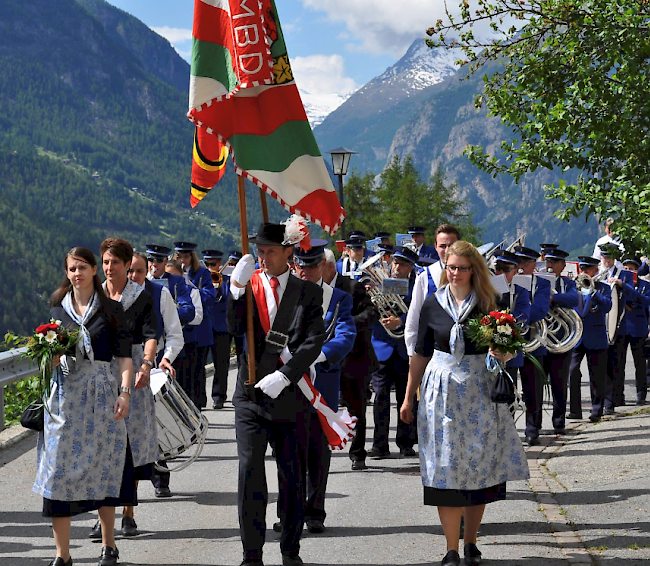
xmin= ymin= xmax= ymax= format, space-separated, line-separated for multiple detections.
xmin=263 ymin=267 xmax=291 ymax=290
xmin=330 ymin=272 xmax=338 ymax=287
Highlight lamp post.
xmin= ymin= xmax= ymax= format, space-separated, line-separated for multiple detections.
xmin=326 ymin=147 xmax=357 ymax=239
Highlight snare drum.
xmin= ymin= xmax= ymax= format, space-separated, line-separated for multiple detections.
xmin=150 ymin=369 xmax=209 ymax=471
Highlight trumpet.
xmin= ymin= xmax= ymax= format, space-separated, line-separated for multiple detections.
xmin=210 ymin=263 xmax=229 ymax=288
xmin=575 ymin=270 xmax=608 ymax=294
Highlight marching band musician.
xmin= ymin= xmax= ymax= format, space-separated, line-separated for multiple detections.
xmin=513 ymin=246 xmax=551 ymax=444
xmin=292 ymin=240 xmax=356 ymax=534
xmin=202 ymin=249 xmax=231 ymax=410
xmin=568 ymin=256 xmax=613 ymax=422
xmin=619 ymin=256 xmax=650 ymax=405
xmin=348 ymin=230 xmax=374 ymax=259
xmin=336 ymin=236 xmax=366 ymax=280
xmin=323 ymin=249 xmax=379 ymax=471
xmin=408 ymin=226 xmax=439 ymax=261
xmin=599 ymin=243 xmax=636 ymax=414
xmin=174 ymin=242 xmax=216 ymax=410
xmin=368 ymin=246 xmax=419 ymax=459
xmin=227 ymin=222 xmax=325 ymax=566
xmin=544 ymin=247 xmax=580 ymax=434
xmin=405 ymin=224 xmax=461 ymax=357
xmin=375 ymin=231 xmax=391 ymax=247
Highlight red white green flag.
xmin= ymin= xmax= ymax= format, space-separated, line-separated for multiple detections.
xmin=188 ymin=0 xmax=345 ymax=233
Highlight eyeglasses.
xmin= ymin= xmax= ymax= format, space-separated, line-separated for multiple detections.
xmin=446 ymin=265 xmax=472 ymax=273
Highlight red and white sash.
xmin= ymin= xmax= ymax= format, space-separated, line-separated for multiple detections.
xmin=250 ymin=272 xmax=356 ymax=450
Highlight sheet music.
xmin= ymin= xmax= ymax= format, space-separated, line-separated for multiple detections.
xmin=513 ymin=274 xmax=533 ymax=291
xmin=491 ymin=274 xmax=510 ymax=295
xmin=535 ymin=272 xmax=557 ymax=288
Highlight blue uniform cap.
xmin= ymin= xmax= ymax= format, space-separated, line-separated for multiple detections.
xmin=378 ymin=243 xmax=395 ymax=254
xmin=174 ymin=241 xmax=198 ymax=252
xmin=540 ymin=243 xmax=559 ymax=250
xmin=145 ymin=244 xmax=172 ymax=259
xmin=392 ymin=246 xmax=419 ymax=265
xmin=578 ymin=256 xmax=600 ymax=267
xmin=229 ymin=250 xmax=242 ymax=260
xmin=345 ymin=237 xmax=365 ymax=248
xmin=622 ymin=256 xmax=641 ymax=267
xmin=545 ymin=248 xmax=569 ymax=260
xmin=202 ymin=249 xmax=224 ymax=259
xmin=514 ymin=245 xmax=540 ymax=261
xmin=407 ymin=226 xmax=425 ymax=234
xmin=293 ymin=239 xmax=328 ymax=267
xmin=417 ymin=256 xmax=437 ymax=267
xmin=348 ymin=230 xmax=367 ymax=240
xmin=374 ymin=231 xmax=390 ymax=239
xmin=494 ymin=249 xmax=519 ymax=266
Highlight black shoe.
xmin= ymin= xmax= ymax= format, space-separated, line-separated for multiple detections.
xmin=367 ymin=447 xmax=390 ymax=459
xmin=88 ymin=520 xmax=102 ymax=539
xmin=306 ymin=519 xmax=325 ymax=533
xmin=589 ymin=414 xmax=601 ymax=423
xmin=553 ymin=428 xmax=566 ymax=435
xmin=524 ymin=435 xmax=540 ymax=446
xmin=463 ymin=543 xmax=482 ymax=566
xmin=212 ymin=399 xmax=224 ymax=409
xmin=604 ymin=408 xmax=616 ymax=415
xmin=399 ymin=447 xmax=417 ymax=458
xmin=282 ymin=555 xmax=304 ymax=566
xmin=272 ymin=521 xmax=283 ymax=533
xmin=98 ymin=546 xmax=119 ymax=566
xmin=636 ymin=399 xmax=648 ymax=406
xmin=351 ymin=459 xmax=367 ymax=471
xmin=566 ymin=412 xmax=582 ymax=420
xmin=49 ymin=558 xmax=73 ymax=566
xmin=441 ymin=549 xmax=461 ymax=566
xmin=239 ymin=562 xmax=263 ymax=566
xmin=121 ymin=516 xmax=138 ymax=537
xmin=155 ymin=486 xmax=172 ymax=498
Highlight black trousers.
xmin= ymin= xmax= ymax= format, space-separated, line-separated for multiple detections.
xmin=339 ymin=375 xmax=367 ymax=462
xmin=624 ymin=336 xmax=647 ymax=401
xmin=371 ymin=350 xmax=416 ymax=451
xmin=569 ymin=345 xmax=607 ymax=417
xmin=210 ymin=331 xmax=231 ymax=402
xmin=305 ymin=412 xmax=331 ymax=523
xmin=547 ymin=351 xmax=573 ymax=430
xmin=515 ymin=355 xmax=544 ymax=438
xmin=175 ymin=342 xmax=199 ymax=407
xmin=195 ymin=345 xmax=210 ymax=409
xmin=235 ymin=406 xmax=307 ymax=561
xmin=605 ymin=334 xmax=627 ymax=409
xmin=151 ymin=461 xmax=169 ymax=489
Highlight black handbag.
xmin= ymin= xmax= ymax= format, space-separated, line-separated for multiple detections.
xmin=490 ymin=368 xmax=515 ymax=405
xmin=20 ymin=401 xmax=45 ymax=431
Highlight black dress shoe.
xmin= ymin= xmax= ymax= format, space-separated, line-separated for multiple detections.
xmin=399 ymin=447 xmax=417 ymax=458
xmin=282 ymin=555 xmax=304 ymax=566
xmin=603 ymin=407 xmax=616 ymax=415
xmin=566 ymin=412 xmax=582 ymax=420
xmin=589 ymin=414 xmax=601 ymax=423
xmin=155 ymin=486 xmax=172 ymax=498
xmin=524 ymin=435 xmax=540 ymax=446
xmin=98 ymin=546 xmax=119 ymax=566
xmin=121 ymin=516 xmax=138 ymax=536
xmin=272 ymin=521 xmax=283 ymax=533
xmin=441 ymin=549 xmax=461 ymax=566
xmin=239 ymin=561 xmax=263 ymax=566
xmin=306 ymin=519 xmax=325 ymax=533
xmin=351 ymin=459 xmax=367 ymax=471
xmin=463 ymin=543 xmax=482 ymax=565
xmin=49 ymin=557 xmax=73 ymax=566
xmin=636 ymin=399 xmax=648 ymax=406
xmin=553 ymin=428 xmax=566 ymax=435
xmin=367 ymin=447 xmax=390 ymax=459
xmin=89 ymin=520 xmax=102 ymax=539
xmin=213 ymin=399 xmax=224 ymax=409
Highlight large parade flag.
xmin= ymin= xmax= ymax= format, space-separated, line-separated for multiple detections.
xmin=188 ymin=0 xmax=345 ymax=233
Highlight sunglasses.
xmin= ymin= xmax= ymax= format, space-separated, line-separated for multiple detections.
xmin=205 ymin=261 xmax=219 ymax=267
xmin=148 ymin=257 xmax=165 ymax=264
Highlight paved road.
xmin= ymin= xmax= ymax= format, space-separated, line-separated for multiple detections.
xmin=1 ymin=354 xmax=649 ymax=565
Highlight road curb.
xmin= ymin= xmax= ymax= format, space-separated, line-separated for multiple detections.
xmin=0 ymin=424 xmax=34 ymax=452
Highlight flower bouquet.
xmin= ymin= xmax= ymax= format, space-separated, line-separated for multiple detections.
xmin=5 ymin=320 xmax=79 ymax=420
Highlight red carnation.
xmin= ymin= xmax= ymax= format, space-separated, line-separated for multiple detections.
xmin=480 ymin=316 xmax=491 ymax=326
xmin=502 ymin=314 xmax=515 ymax=323
xmin=46 ymin=323 xmax=59 ymax=330
xmin=35 ymin=324 xmax=50 ymax=334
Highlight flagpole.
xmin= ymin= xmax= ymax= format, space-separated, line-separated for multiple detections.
xmin=238 ymin=175 xmax=257 ymax=385
xmin=259 ymin=188 xmax=269 ymax=223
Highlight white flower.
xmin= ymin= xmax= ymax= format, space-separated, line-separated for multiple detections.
xmin=37 ymin=333 xmax=45 ymax=340
xmin=497 ymin=324 xmax=512 ymax=335
xmin=45 ymin=330 xmax=58 ymax=344
xmin=54 ymin=320 xmax=62 ymax=325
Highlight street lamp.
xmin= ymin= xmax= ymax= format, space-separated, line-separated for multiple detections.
xmin=326 ymin=147 xmax=357 ymax=239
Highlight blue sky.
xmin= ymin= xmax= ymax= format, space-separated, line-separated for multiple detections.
xmin=105 ymin=0 xmax=450 ymax=97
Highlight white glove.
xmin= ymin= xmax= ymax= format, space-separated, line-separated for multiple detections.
xmin=315 ymin=351 xmax=327 ymax=365
xmin=254 ymin=370 xmax=290 ymax=399
xmin=231 ymin=253 xmax=256 ymax=286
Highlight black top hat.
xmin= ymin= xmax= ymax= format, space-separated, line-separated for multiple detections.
xmin=345 ymin=237 xmax=365 ymax=248
xmin=545 ymin=248 xmax=569 ymax=260
xmin=293 ymin=239 xmax=328 ymax=267
xmin=495 ymin=249 xmax=519 ymax=266
xmin=407 ymin=226 xmax=425 ymax=234
xmin=146 ymin=244 xmax=171 ymax=259
xmin=250 ymin=223 xmax=288 ymax=246
xmin=578 ymin=256 xmax=600 ymax=267
xmin=202 ymin=249 xmax=223 ymax=259
xmin=174 ymin=241 xmax=197 ymax=252
xmin=514 ymin=245 xmax=540 ymax=261
xmin=374 ymin=231 xmax=390 ymax=239
xmin=392 ymin=246 xmax=419 ymax=265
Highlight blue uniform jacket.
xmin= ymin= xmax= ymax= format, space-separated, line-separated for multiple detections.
xmin=498 ymin=284 xmax=531 ymax=368
xmin=548 ymin=276 xmax=580 ymax=344
xmin=161 ymin=273 xmax=196 ymax=325
xmin=527 ymin=276 xmax=552 ymax=357
xmin=622 ymin=278 xmax=650 ymax=338
xmin=314 ymin=288 xmax=356 ymax=411
xmin=209 ymin=274 xmax=230 ymax=334
xmin=609 ymin=268 xmax=635 ymax=338
xmin=419 ymin=244 xmax=439 ymax=262
xmin=371 ymin=280 xmax=413 ymax=362
xmin=188 ymin=266 xmax=217 ymax=347
xmin=144 ymin=279 xmax=164 ymax=342
xmin=575 ymin=282 xmax=613 ymax=350
xmin=335 ymin=256 xmax=362 ymax=280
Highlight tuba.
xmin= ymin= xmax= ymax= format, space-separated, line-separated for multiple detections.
xmin=576 ymin=270 xmax=621 ymax=344
xmin=544 ymin=299 xmax=584 ymax=354
xmin=358 ymin=252 xmax=409 ymax=339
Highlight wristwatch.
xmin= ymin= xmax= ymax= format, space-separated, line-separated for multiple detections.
xmin=142 ymin=359 xmax=154 ymax=368
xmin=120 ymin=386 xmax=132 ymax=395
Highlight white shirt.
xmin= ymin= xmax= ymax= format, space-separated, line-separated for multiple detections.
xmin=158 ymin=286 xmax=184 ymax=363
xmin=329 ymin=272 xmax=339 ymax=288
xmin=188 ymin=285 xmax=203 ymax=325
xmin=230 ymin=268 xmax=291 ymax=327
xmin=405 ymin=260 xmax=444 ymax=357
xmin=593 ymin=235 xmax=624 ymax=263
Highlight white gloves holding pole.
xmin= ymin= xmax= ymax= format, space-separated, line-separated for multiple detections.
xmin=255 ymin=370 xmax=290 ymax=399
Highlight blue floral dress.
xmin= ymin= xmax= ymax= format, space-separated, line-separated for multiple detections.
xmin=415 ymin=295 xmax=529 ymax=506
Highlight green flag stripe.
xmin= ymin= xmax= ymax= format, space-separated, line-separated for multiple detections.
xmin=230 ymin=120 xmax=321 ymax=173
xmin=191 ymin=38 xmax=237 ymax=91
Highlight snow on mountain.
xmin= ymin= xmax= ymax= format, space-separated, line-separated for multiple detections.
xmin=300 ymin=89 xmax=355 ymax=127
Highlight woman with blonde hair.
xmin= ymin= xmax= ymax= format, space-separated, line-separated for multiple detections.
xmin=401 ymin=241 xmax=529 ymax=566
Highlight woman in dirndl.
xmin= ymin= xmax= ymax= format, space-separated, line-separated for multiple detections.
xmin=34 ymin=247 xmax=134 ymax=566
xmin=97 ymin=237 xmax=158 ymax=539
xmin=401 ymin=241 xmax=529 ymax=566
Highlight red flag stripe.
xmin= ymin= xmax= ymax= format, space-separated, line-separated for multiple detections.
xmin=193 ymin=0 xmax=236 ymax=60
